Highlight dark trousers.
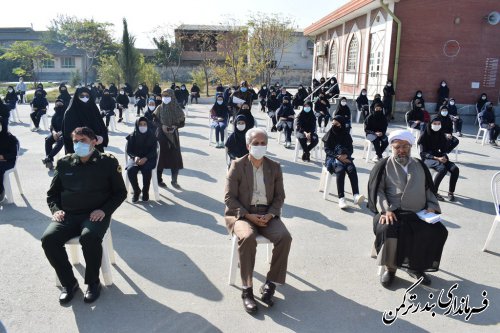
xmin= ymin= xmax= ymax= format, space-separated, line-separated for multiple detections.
xmin=136 ymin=99 xmax=146 ymax=115
xmin=482 ymin=124 xmax=500 ymax=141
xmin=317 ymin=114 xmax=330 ymax=128
xmin=127 ymin=159 xmax=155 ymax=194
xmin=41 ymin=213 xmax=111 ymax=287
xmin=277 ymin=121 xmax=293 ymax=142
xmin=213 ymin=121 xmax=227 ymax=142
xmin=369 ymin=135 xmax=389 ymax=158
xmin=452 ymin=118 xmax=463 ymax=133
xmin=190 ymin=95 xmax=198 ymax=104
xmin=446 ymin=136 xmax=459 ymax=153
xmin=18 ymin=91 xmax=25 ymax=103
xmin=45 ymin=134 xmax=64 ymax=161
xmin=298 ymin=134 xmax=319 ymax=153
xmin=1 ymin=116 xmax=8 ymax=133
xmin=432 ymin=160 xmax=459 ymax=193
xmin=157 ymin=167 xmax=179 ymax=183
xmin=325 ymin=158 xmax=359 ymax=198
xmin=30 ymin=109 xmax=46 ymax=128
xmin=0 ymin=160 xmax=16 ymax=193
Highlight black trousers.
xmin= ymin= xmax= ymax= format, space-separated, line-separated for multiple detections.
xmin=445 ymin=136 xmax=459 ymax=153
xmin=369 ymin=135 xmax=389 ymax=158
xmin=317 ymin=114 xmax=330 ymax=128
xmin=325 ymin=158 xmax=359 ymax=198
xmin=41 ymin=213 xmax=111 ymax=287
xmin=0 ymin=160 xmax=16 ymax=193
xmin=157 ymin=168 xmax=179 ymax=183
xmin=433 ymin=160 xmax=459 ymax=193
xmin=45 ymin=134 xmax=64 ymax=161
xmin=452 ymin=118 xmax=463 ymax=133
xmin=30 ymin=109 xmax=46 ymax=128
xmin=297 ymin=135 xmax=319 ymax=153
xmin=482 ymin=124 xmax=500 ymax=141
xmin=127 ymin=159 xmax=155 ymax=194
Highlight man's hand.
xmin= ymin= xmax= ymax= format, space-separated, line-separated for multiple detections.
xmin=52 ymin=210 xmax=65 ymax=222
xmin=338 ymin=154 xmax=351 ymax=164
xmin=379 ymin=211 xmax=397 ymax=225
xmin=137 ymin=157 xmax=147 ymax=166
xmin=438 ymin=156 xmax=448 ymax=163
xmin=90 ymin=209 xmax=106 ymax=222
xmin=245 ymin=214 xmax=268 ymax=227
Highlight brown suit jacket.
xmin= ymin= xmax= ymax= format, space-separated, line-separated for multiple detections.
xmin=224 ymin=155 xmax=285 ymax=233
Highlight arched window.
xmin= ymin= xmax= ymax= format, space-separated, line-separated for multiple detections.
xmin=346 ymin=35 xmax=359 ymax=72
xmin=329 ymin=41 xmax=337 ymax=73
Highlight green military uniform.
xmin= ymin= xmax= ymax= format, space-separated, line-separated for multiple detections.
xmin=41 ymin=150 xmax=127 ymax=288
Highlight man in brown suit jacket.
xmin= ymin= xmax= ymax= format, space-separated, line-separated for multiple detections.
xmin=224 ymin=128 xmax=292 ymax=314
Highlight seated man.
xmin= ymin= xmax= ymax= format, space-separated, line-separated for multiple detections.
xmin=41 ymin=127 xmax=127 ymax=304
xmin=224 ymin=128 xmax=292 ymax=314
xmin=0 ymin=117 xmax=19 ymax=203
xmin=368 ymin=130 xmax=448 ymax=288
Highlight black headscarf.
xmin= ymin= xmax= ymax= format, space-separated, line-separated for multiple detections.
xmin=334 ymin=97 xmax=351 ymax=119
xmin=418 ymin=116 xmax=447 ymax=157
xmin=476 ymin=93 xmax=489 ymax=112
xmin=126 ymin=116 xmax=157 ymax=158
xmin=62 ymin=87 xmax=108 ymax=153
xmin=297 ymin=101 xmax=316 ymax=133
xmin=211 ymin=97 xmax=230 ymax=119
xmin=225 ymin=114 xmax=249 ymax=159
xmin=322 ymin=115 xmax=353 ymax=157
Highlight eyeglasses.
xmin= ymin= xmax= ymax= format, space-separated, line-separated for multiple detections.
xmin=391 ymin=144 xmax=411 ymax=150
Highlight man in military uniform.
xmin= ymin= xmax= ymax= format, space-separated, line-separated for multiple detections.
xmin=41 ymin=127 xmax=127 ymax=304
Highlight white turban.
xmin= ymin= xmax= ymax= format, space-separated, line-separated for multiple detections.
xmin=388 ymin=129 xmax=415 ymax=145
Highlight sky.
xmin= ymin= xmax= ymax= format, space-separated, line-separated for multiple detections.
xmin=2 ymin=0 xmax=349 ymax=48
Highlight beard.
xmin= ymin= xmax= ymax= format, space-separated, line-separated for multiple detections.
xmin=394 ymin=154 xmax=410 ymax=165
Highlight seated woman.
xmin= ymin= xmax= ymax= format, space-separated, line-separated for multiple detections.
xmin=437 ymin=106 xmax=459 ymax=153
xmin=418 ymin=117 xmax=459 ymax=201
xmin=410 ymin=90 xmax=425 ymax=110
xmin=276 ymin=96 xmax=295 ymax=148
xmin=446 ymin=98 xmax=463 ymax=137
xmin=364 ymin=102 xmax=388 ymax=162
xmin=356 ymin=89 xmax=369 ymax=121
xmin=99 ymin=89 xmax=116 ymax=128
xmin=0 ymin=118 xmax=19 ymax=203
xmin=333 ymin=97 xmax=351 ymax=129
xmin=406 ymin=98 xmax=426 ymax=132
xmin=235 ymin=103 xmax=255 ymax=129
xmin=4 ymin=86 xmax=18 ymax=111
xmin=266 ymin=90 xmax=280 ymax=132
xmin=370 ymin=93 xmax=383 ymax=114
xmin=116 ymin=88 xmax=130 ymax=122
xmin=42 ymin=99 xmax=65 ymax=170
xmin=314 ymin=92 xmax=331 ymax=130
xmin=126 ymin=117 xmax=158 ymax=202
xmin=476 ymin=92 xmax=489 ymax=116
xmin=296 ymin=101 xmax=319 ymax=162
xmin=323 ymin=115 xmax=365 ymax=209
xmin=225 ymin=114 xmax=249 ymax=161
xmin=30 ymin=90 xmax=49 ymax=131
xmin=479 ymin=102 xmax=500 ymax=146
xmin=210 ymin=95 xmax=229 ymax=148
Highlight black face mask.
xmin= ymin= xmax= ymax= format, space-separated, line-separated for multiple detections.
xmin=332 ymin=126 xmax=342 ymax=133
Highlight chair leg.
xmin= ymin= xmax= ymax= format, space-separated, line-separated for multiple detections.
xmin=228 ymin=236 xmax=239 ymax=286
xmin=209 ymin=127 xmax=214 ymax=146
xmin=482 ymin=216 xmax=500 ymax=251
xmin=14 ymin=169 xmax=23 ymax=194
xmin=4 ymin=173 xmax=14 ymax=204
xmin=323 ymin=172 xmax=332 ymax=200
xmin=68 ymin=244 xmax=80 ymax=265
xmin=152 ymin=168 xmax=160 ymax=201
xmin=318 ymin=168 xmax=326 ymax=192
xmin=100 ymin=234 xmax=113 ymax=286
xmin=293 ymin=139 xmax=300 ymax=162
xmin=266 ymin=243 xmax=272 ymax=264
xmin=107 ymin=232 xmax=116 ymax=264
xmin=377 ymin=266 xmax=384 ymax=276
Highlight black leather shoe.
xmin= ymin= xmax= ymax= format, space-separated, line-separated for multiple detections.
xmin=241 ymin=288 xmax=258 ymax=313
xmin=158 ymin=181 xmax=167 ymax=188
xmin=142 ymin=192 xmax=149 ymax=202
xmin=448 ymin=192 xmax=455 ymax=202
xmin=171 ymin=181 xmax=181 ymax=190
xmin=435 ymin=193 xmax=445 ymax=201
xmin=380 ymin=271 xmax=396 ymax=287
xmin=84 ymin=282 xmax=102 ymax=303
xmin=260 ymin=281 xmax=276 ymax=306
xmin=407 ymin=270 xmax=431 ymax=286
xmin=59 ymin=281 xmax=79 ymax=304
xmin=132 ymin=192 xmax=140 ymax=203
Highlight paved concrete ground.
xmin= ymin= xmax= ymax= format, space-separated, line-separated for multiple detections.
xmin=1 ymin=100 xmax=499 ymax=333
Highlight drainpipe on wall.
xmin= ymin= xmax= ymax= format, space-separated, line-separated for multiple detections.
xmin=379 ymin=0 xmax=401 ymax=115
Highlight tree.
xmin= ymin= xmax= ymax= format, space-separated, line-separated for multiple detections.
xmin=185 ymin=31 xmax=217 ymax=96
xmin=137 ymin=56 xmax=161 ymax=91
xmin=118 ymin=18 xmax=140 ymax=90
xmin=210 ymin=21 xmax=254 ymax=86
xmin=247 ymin=13 xmax=297 ymax=86
xmin=48 ymin=15 xmax=114 ymax=84
xmin=152 ymin=26 xmax=183 ymax=83
xmin=96 ymin=56 xmax=123 ymax=86
xmin=0 ymin=41 xmax=53 ymax=85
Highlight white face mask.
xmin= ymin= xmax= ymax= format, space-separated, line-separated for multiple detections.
xmin=236 ymin=124 xmax=246 ymax=131
xmin=341 ymin=101 xmax=347 ymax=106
xmin=8 ymin=89 xmax=13 ymax=92
xmin=181 ymin=87 xmax=185 ymax=90
xmin=138 ymin=126 xmax=148 ymax=133
xmin=79 ymin=97 xmax=89 ymax=103
xmin=139 ymin=86 xmax=143 ymax=90
xmin=387 ymin=83 xmax=392 ymax=87
xmin=217 ymin=100 xmax=223 ymax=105
xmin=249 ymin=145 xmax=267 ymax=160
xmin=120 ymin=91 xmax=125 ymax=95
xmin=417 ymin=93 xmax=422 ymax=98
xmin=441 ymin=111 xmax=448 ymax=116
xmin=148 ymin=105 xmax=156 ymax=111
xmin=449 ymin=101 xmax=455 ymax=105
xmin=441 ymin=83 xmax=446 ymax=87
xmin=162 ymin=97 xmax=171 ymax=104
xmin=431 ymin=124 xmax=441 ymax=132
xmin=481 ymin=96 xmax=486 ymax=100
xmin=362 ymin=92 xmax=366 ymax=95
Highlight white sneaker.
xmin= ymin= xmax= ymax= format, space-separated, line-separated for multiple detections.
xmin=353 ymin=194 xmax=365 ymax=205
xmin=338 ymin=197 xmax=348 ymax=209
xmin=372 ymin=156 xmax=380 ymax=162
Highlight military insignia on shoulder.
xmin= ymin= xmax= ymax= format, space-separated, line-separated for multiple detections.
xmin=117 ymin=165 xmax=122 ymax=173
xmin=103 ymin=152 xmax=116 ymax=159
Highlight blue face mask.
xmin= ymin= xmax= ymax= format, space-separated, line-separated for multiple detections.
xmin=240 ymin=87 xmax=247 ymax=92
xmin=74 ymin=141 xmax=92 ymax=157
xmin=217 ymin=100 xmax=223 ymax=105
xmin=304 ymin=107 xmax=311 ymax=112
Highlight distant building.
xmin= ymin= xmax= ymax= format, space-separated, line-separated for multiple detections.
xmin=304 ymin=0 xmax=499 ymax=114
xmin=0 ymin=27 xmax=87 ymax=82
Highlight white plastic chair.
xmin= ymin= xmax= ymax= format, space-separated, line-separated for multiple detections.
xmin=9 ymin=106 xmax=21 ymax=123
xmin=208 ymin=116 xmax=228 ymax=147
xmin=124 ymin=142 xmax=160 ymax=201
xmin=363 ymin=139 xmax=373 ymax=163
xmin=228 ymin=234 xmax=272 ymax=286
xmin=123 ymin=108 xmax=131 ymax=124
xmin=55 ymin=227 xmax=115 ymax=287
xmin=3 ymin=165 xmax=23 ymax=204
xmin=108 ymin=115 xmax=117 ymax=132
xmin=293 ymin=133 xmax=320 ymax=162
xmin=318 ymin=166 xmax=334 ymax=200
xmin=475 ymin=115 xmax=488 ymax=145
xmin=30 ymin=110 xmax=49 ymax=130
xmin=483 ymin=171 xmax=500 ymax=251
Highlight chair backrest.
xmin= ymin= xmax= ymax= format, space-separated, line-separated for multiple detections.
xmin=492 ymin=171 xmax=500 ymax=216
